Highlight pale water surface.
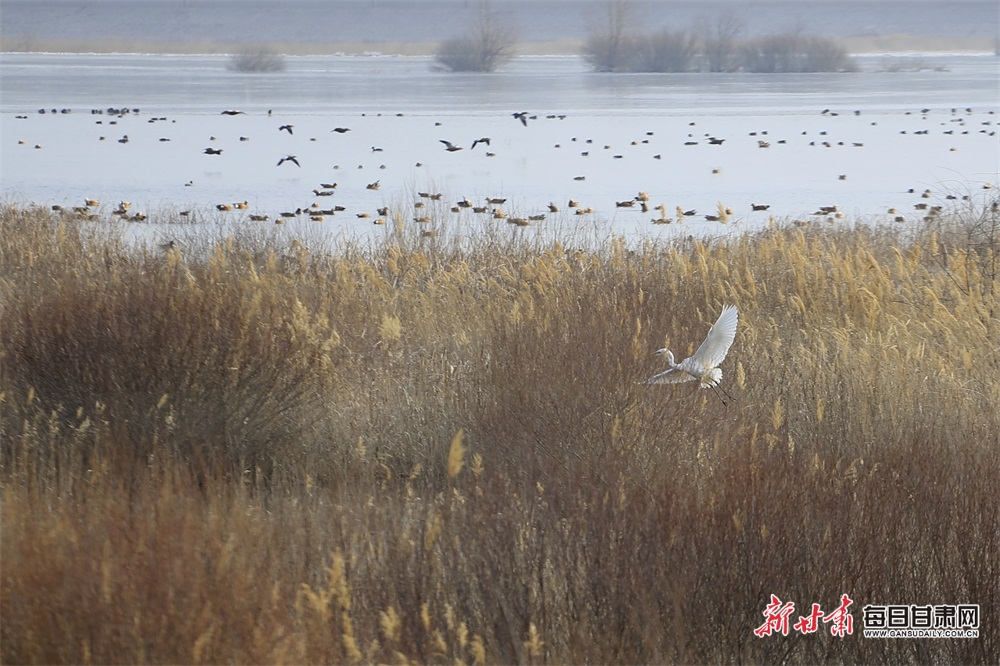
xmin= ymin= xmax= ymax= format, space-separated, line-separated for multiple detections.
xmin=2 ymin=52 xmax=998 ymax=242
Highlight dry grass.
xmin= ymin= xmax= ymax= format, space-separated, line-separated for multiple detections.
xmin=1 ymin=199 xmax=998 ymax=663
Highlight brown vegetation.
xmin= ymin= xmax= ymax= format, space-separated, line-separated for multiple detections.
xmin=1 ymin=199 xmax=998 ymax=663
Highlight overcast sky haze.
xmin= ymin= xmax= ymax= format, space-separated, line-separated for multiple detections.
xmin=2 ymin=0 xmax=997 ymax=50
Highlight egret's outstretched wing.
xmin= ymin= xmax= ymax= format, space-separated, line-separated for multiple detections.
xmin=689 ymin=305 xmax=738 ymax=370
xmin=643 ymin=367 xmax=696 ymax=384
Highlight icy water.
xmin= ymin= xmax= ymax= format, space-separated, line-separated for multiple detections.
xmin=2 ymin=52 xmax=998 ymax=241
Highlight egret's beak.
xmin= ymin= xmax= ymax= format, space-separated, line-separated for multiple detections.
xmin=654 ymin=348 xmax=667 ymax=356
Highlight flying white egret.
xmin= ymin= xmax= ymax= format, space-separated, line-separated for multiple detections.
xmin=644 ymin=305 xmax=738 ymax=389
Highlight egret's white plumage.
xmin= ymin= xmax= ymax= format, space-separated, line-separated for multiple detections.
xmin=645 ymin=305 xmax=738 ymax=388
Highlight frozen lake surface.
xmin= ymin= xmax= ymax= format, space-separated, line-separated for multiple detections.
xmin=2 ymin=52 xmax=998 ymax=242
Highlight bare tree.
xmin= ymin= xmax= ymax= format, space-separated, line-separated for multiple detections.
xmin=582 ymin=0 xmax=634 ymax=72
xmin=435 ymin=0 xmax=518 ymax=72
xmin=633 ymin=28 xmax=698 ymax=72
xmin=228 ymin=46 xmax=285 ymax=73
xmin=581 ymin=6 xmax=850 ymax=74
xmin=696 ymin=13 xmax=744 ymax=72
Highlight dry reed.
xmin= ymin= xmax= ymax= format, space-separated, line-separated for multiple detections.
xmin=1 ymin=199 xmax=997 ymax=664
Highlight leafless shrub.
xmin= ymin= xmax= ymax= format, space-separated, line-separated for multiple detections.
xmin=228 ymin=46 xmax=285 ymax=72
xmin=632 ymin=28 xmax=699 ymax=72
xmin=799 ymin=36 xmax=858 ymax=72
xmin=435 ymin=38 xmax=489 ymax=72
xmin=435 ymin=0 xmax=518 ymax=72
xmin=743 ymin=33 xmax=857 ymax=72
xmin=695 ymin=13 xmax=745 ymax=72
xmin=582 ymin=0 xmax=634 ymax=72
xmin=583 ymin=6 xmax=853 ymax=74
xmin=742 ymin=33 xmax=799 ymax=73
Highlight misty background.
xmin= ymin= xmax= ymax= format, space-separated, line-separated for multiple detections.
xmin=3 ymin=1 xmax=998 ymax=54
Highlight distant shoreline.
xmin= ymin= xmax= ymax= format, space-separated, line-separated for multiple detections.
xmin=1 ymin=35 xmax=995 ymax=57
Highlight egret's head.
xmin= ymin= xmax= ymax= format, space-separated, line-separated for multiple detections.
xmin=656 ymin=349 xmax=675 ymax=365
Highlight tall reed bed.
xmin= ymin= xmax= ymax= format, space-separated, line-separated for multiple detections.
xmin=2 ymin=201 xmax=997 ymax=663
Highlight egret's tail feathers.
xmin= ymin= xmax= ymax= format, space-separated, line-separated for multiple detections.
xmin=698 ymin=368 xmax=723 ymax=388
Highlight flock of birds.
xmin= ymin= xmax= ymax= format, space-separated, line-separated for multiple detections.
xmin=14 ymin=103 xmax=997 ymax=228
xmin=26 ymin=109 xmax=752 ymax=397
xmin=16 ymin=105 xmax=997 ymax=401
